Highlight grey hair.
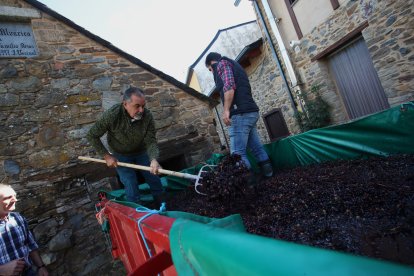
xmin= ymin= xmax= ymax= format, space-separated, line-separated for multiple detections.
xmin=123 ymin=87 xmax=145 ymax=102
xmin=0 ymin=183 xmax=14 ymax=198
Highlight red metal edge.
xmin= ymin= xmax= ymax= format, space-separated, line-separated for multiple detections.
xmin=99 ymin=199 xmax=178 ymax=276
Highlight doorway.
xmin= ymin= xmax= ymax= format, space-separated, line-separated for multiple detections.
xmin=328 ymin=37 xmax=389 ymax=119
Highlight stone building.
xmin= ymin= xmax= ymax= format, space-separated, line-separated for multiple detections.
xmin=187 ymin=20 xmax=297 ymax=145
xmin=250 ymin=0 xmax=413 ymax=125
xmin=191 ymin=0 xmax=413 ymax=144
xmin=0 ymin=0 xmax=220 ymax=274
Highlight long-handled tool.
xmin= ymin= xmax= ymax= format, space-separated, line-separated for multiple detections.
xmin=78 ymin=156 xmax=209 ymax=195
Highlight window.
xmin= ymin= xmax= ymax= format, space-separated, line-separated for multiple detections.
xmin=262 ymin=109 xmax=290 ymax=142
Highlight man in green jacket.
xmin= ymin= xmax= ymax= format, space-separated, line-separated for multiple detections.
xmin=87 ymin=87 xmax=163 ymax=204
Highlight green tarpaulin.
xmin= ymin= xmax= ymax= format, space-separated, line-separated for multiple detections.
xmin=101 ymin=153 xmax=225 ymax=201
xmin=103 ymin=101 xmax=414 ymax=196
xmin=251 ymin=101 xmax=414 ymax=171
xmin=99 ymin=102 xmax=414 ymax=275
xmin=169 ymin=218 xmax=414 ymax=276
xmin=167 ymin=102 xmax=414 ymax=275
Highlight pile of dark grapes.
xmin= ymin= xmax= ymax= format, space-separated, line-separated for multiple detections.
xmin=167 ymin=154 xmax=414 ymax=266
xmin=200 ymin=154 xmax=252 ymax=201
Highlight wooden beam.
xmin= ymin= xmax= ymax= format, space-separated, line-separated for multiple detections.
xmin=311 ymin=21 xmax=369 ymax=61
xmin=330 ymin=0 xmax=340 ymax=10
xmin=284 ymin=0 xmax=303 ymax=39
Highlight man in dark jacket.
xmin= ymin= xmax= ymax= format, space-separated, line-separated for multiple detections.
xmin=205 ymin=52 xmax=273 ymax=181
xmin=87 ymin=87 xmax=163 ymax=204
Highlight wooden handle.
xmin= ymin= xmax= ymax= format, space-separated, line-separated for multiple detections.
xmin=78 ymin=156 xmax=199 ymax=180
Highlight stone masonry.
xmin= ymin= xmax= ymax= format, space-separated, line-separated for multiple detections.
xmin=215 ymin=0 xmax=413 ymax=153
xmin=284 ymin=0 xmax=414 ymax=123
xmin=0 ymin=0 xmax=220 ymax=274
xmin=246 ymin=45 xmax=299 ymax=142
xmin=250 ymin=0 xmax=413 ymax=126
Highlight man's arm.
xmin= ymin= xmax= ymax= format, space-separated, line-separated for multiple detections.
xmin=222 ymin=89 xmax=234 ymax=126
xmin=29 ymin=250 xmax=49 ymax=276
xmin=21 ymin=215 xmax=49 ymax=276
xmin=218 ymin=60 xmax=236 ymax=126
xmin=86 ymin=111 xmax=118 ymax=167
xmin=86 ymin=111 xmax=112 ymax=157
xmin=0 ymin=259 xmax=26 ymax=275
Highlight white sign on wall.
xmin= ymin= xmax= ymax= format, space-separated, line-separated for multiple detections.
xmin=0 ymin=22 xmax=38 ymax=58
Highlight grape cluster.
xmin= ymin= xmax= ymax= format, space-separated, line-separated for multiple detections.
xmin=201 ymin=154 xmax=251 ymax=201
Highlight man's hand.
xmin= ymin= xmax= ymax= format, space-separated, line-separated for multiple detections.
xmin=104 ymin=154 xmax=118 ymax=168
xmin=222 ymin=110 xmax=231 ymax=126
xmin=0 ymin=259 xmax=26 ymax=275
xmin=150 ymin=159 xmax=161 ymax=175
xmin=38 ymin=266 xmax=49 ymax=276
xmin=222 ymin=89 xmax=234 ymax=126
xmin=29 ymin=250 xmax=48 ymax=276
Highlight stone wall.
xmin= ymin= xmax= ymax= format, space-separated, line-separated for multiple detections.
xmin=0 ymin=0 xmax=220 ymax=274
xmin=246 ymin=45 xmax=300 ymax=142
xmin=247 ymin=2 xmax=302 ymax=139
xmin=211 ymin=0 xmax=414 ymax=153
xmin=285 ymin=0 xmax=414 ymax=123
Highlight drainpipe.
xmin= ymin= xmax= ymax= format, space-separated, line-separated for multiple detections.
xmin=261 ymin=0 xmax=298 ymax=88
xmin=251 ymin=0 xmax=297 ymax=112
xmin=214 ymin=106 xmax=230 ymax=150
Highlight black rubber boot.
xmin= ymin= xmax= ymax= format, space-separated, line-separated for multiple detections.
xmin=246 ymin=170 xmax=259 ymax=187
xmin=258 ymin=159 xmax=274 ymax=178
xmin=151 ymin=193 xmax=167 ymax=210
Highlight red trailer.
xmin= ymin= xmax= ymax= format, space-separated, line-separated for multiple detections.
xmin=97 ymin=197 xmax=177 ymax=276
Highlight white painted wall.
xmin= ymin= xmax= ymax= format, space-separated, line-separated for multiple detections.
xmin=192 ymin=22 xmax=262 ymax=95
xmin=293 ymin=0 xmax=334 ymax=36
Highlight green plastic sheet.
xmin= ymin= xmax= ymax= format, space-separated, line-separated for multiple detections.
xmin=103 ymin=102 xmax=414 ymax=195
xmin=250 ymin=101 xmax=414 ymax=171
xmin=101 ymin=199 xmax=245 ymax=233
xmin=100 ymin=153 xmax=225 ymax=201
xmin=169 ymin=218 xmax=414 ymax=276
xmin=163 ymin=211 xmax=245 ymax=232
xmin=167 ymin=103 xmax=414 ymax=275
xmin=99 ymin=103 xmax=414 ymax=275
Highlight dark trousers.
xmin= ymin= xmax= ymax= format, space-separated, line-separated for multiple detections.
xmin=113 ymin=152 xmax=163 ymax=202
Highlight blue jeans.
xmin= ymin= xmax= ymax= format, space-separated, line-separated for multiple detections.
xmin=23 ymin=266 xmax=37 ymax=276
xmin=113 ymin=152 xmax=163 ymax=203
xmin=228 ymin=112 xmax=269 ymax=169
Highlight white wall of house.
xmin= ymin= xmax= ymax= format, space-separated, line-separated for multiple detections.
xmin=259 ymin=0 xmax=414 ymax=123
xmin=293 ymin=0 xmax=335 ymax=36
xmin=193 ymin=22 xmax=262 ymax=96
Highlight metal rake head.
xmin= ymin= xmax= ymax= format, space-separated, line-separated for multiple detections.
xmin=194 ymin=164 xmax=217 ymax=195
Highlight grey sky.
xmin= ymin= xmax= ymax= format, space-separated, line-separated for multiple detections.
xmin=39 ymin=0 xmax=255 ymax=81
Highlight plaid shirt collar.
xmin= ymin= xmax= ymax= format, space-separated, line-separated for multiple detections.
xmin=0 ymin=213 xmax=9 ymax=222
xmin=0 ymin=212 xmax=39 ymax=265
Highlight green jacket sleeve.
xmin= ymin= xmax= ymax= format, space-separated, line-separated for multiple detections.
xmin=87 ymin=112 xmax=110 ymax=156
xmin=144 ymin=112 xmax=159 ymax=161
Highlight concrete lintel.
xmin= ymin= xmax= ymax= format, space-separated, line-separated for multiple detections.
xmin=0 ymin=6 xmax=41 ymax=21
